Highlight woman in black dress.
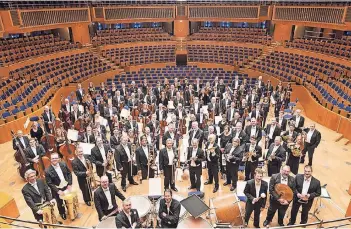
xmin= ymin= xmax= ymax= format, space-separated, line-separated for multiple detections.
xmin=285 ymin=135 xmax=302 ymax=175
xmin=30 ymin=122 xmax=43 ymax=143
xmin=220 ymin=125 xmax=233 ymax=177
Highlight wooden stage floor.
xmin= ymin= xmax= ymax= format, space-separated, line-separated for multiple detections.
xmin=0 ymin=107 xmax=350 ymax=228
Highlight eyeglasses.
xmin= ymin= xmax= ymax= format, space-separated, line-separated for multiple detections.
xmin=51 ymin=158 xmax=59 ymax=160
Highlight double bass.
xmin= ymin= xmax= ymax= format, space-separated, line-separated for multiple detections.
xmin=59 ymin=130 xmax=76 ymax=171
xmin=12 ymin=130 xmax=31 ymax=179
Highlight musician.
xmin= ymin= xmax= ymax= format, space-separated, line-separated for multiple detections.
xmin=286 ymin=135 xmax=302 ymax=175
xmin=83 ymin=126 xmax=96 ymax=144
xmin=125 ymin=115 xmax=139 ymax=133
xmin=145 ymin=89 xmax=157 ymax=105
xmin=113 ymin=90 xmax=125 ymax=109
xmin=72 ymin=146 xmax=92 ymax=206
xmin=249 ymin=104 xmax=263 ymax=125
xmin=45 ymin=153 xmax=72 ymax=220
xmin=136 ymin=136 xmax=156 ymax=179
xmin=115 ymin=136 xmax=139 ymax=192
xmin=195 ymin=108 xmax=206 ymax=128
xmin=153 ymin=81 xmax=162 ymax=100
xmin=173 ymin=92 xmax=184 ymax=108
xmin=42 ymin=106 xmax=55 ymax=133
xmin=203 ymin=125 xmax=218 ymax=144
xmin=232 ymin=122 xmax=248 ymax=144
xmin=159 ymin=139 xmax=178 ymax=192
xmin=140 ymin=103 xmax=151 ymax=118
xmin=248 ymin=90 xmax=259 ymax=108
xmin=291 ymin=109 xmax=305 ymax=133
xmin=104 ymin=102 xmax=118 ymax=129
xmin=194 ymin=77 xmax=202 ymax=97
xmin=244 ymin=168 xmax=268 ymax=228
xmin=128 ymin=93 xmax=139 ymax=109
xmin=174 ymin=103 xmax=186 ymax=120
xmin=265 ymin=118 xmax=282 ymax=147
xmin=115 ymin=199 xmax=141 ymax=229
xmin=110 ymin=128 xmax=120 ymax=150
xmin=25 ymin=138 xmax=45 ymax=168
xmin=204 ymin=134 xmax=221 ymax=193
xmin=22 ymin=169 xmax=56 ymax=222
xmin=281 ymin=124 xmax=298 ymax=141
xmin=221 ymin=93 xmax=232 ymax=114
xmin=226 ymin=102 xmax=236 ymax=122
xmin=300 ymin=123 xmax=321 ymax=166
xmin=30 ymin=122 xmax=44 ymax=143
xmin=183 ymin=85 xmax=193 ymax=107
xmin=130 ymin=81 xmax=138 ymax=95
xmin=137 ymin=88 xmax=145 ymax=101
xmin=264 ymin=165 xmax=295 ymax=227
xmin=188 ymin=121 xmax=204 ymax=148
xmin=13 ymin=130 xmax=30 ymax=151
xmin=94 ymin=175 xmax=126 ymax=221
xmin=159 ymin=91 xmax=168 ymax=107
xmin=266 ymin=136 xmax=286 ymax=176
xmin=159 ymin=189 xmax=181 ymax=228
xmin=91 ymin=137 xmax=114 ymax=183
xmin=70 ymin=103 xmax=82 ymax=124
xmin=167 ymin=84 xmax=177 ymax=100
xmin=88 ymin=81 xmax=96 ymax=98
xmin=224 ymin=137 xmax=244 ymax=191
xmin=111 ymin=82 xmax=117 ymax=98
xmin=156 ymin=104 xmax=166 ymax=121
xmin=187 ymin=138 xmax=205 ymax=191
xmin=208 ymin=97 xmax=220 ymax=116
xmin=162 ymin=124 xmax=178 ymax=148
xmin=277 ymin=110 xmax=288 ymax=131
xmin=93 ymin=124 xmax=108 ymax=144
xmin=244 ymin=137 xmax=262 ymax=181
xmin=288 ymin=165 xmax=321 ymax=225
xmin=191 ymin=97 xmax=201 ymax=115
xmin=120 ymin=83 xmax=128 ymax=98
xmin=232 ymin=75 xmax=240 ymax=90
xmin=244 ymin=117 xmax=262 ymax=143
xmin=75 ymin=83 xmax=85 ymax=104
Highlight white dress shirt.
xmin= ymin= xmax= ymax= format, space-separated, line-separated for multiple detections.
xmin=250 ymin=126 xmax=257 ymax=137
xmin=103 ymin=188 xmax=114 ymax=210
xmin=78 ymin=156 xmax=87 ymax=168
xmin=31 ymin=147 xmax=37 ymax=157
xmin=281 ymin=176 xmax=288 ymax=185
xmin=143 ymin=146 xmax=149 ymax=160
xmin=255 ymin=182 xmax=261 ymax=198
xmin=167 ymin=148 xmax=175 ymax=165
xmin=230 ymin=108 xmax=234 ymax=121
xmin=207 ymin=143 xmax=214 ymax=161
xmin=301 ymin=177 xmax=311 ymax=195
xmin=295 ymin=116 xmax=301 ymax=128
xmin=99 ymin=146 xmax=107 ymax=162
xmin=194 ymin=104 xmax=198 ymax=114
xmin=53 ymin=164 xmax=67 ymax=185
xmin=123 ymin=144 xmax=131 ymax=162
xmin=269 ymin=125 xmax=276 ymax=139
xmin=123 ymin=210 xmax=132 ymax=225
xmin=272 ymin=145 xmax=279 ymax=154
xmin=306 ymin=130 xmax=314 ymax=143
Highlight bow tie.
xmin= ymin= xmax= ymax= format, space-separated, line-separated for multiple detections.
xmin=304 ymin=179 xmax=310 ymax=182
xmin=103 ymin=188 xmax=110 ymax=192
xmin=31 ymin=183 xmax=37 ymax=187
xmin=282 ymin=178 xmax=287 ymax=181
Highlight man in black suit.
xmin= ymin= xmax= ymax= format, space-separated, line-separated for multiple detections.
xmin=300 ymin=123 xmax=321 ymax=166
xmin=83 ymin=126 xmax=96 ymax=144
xmin=291 ymin=109 xmax=305 ymax=133
xmin=76 ymin=83 xmax=85 ymax=104
xmin=70 ymin=103 xmax=82 ymax=124
xmin=226 ymin=102 xmax=236 ymax=123
xmin=191 ymin=97 xmax=201 ymax=115
xmin=13 ymin=130 xmax=30 ymax=150
xmin=221 ymin=93 xmax=232 ymax=114
xmin=266 ymin=136 xmax=286 ymax=176
xmin=136 ymin=136 xmax=156 ymax=180
xmin=94 ymin=175 xmax=126 ymax=221
xmin=104 ymin=102 xmax=118 ymax=129
xmin=124 ymin=115 xmax=139 ymax=133
xmin=45 ymin=153 xmax=72 ymax=220
xmin=22 ymin=169 xmax=56 ymax=221
xmin=264 ymin=165 xmax=296 ymax=227
xmin=188 ymin=121 xmax=204 ymax=148
xmin=208 ymin=97 xmax=220 ymax=116
xmin=110 ymin=128 xmax=120 ymax=150
xmin=91 ymin=137 xmax=113 ymax=183
xmin=147 ymin=114 xmax=160 ymax=135
xmin=204 ymin=134 xmax=221 ymax=193
xmin=265 ymin=118 xmax=282 ymax=148
xmin=244 ymin=168 xmax=268 ymax=228
xmin=72 ymin=145 xmax=92 ymax=206
xmin=115 ymin=199 xmax=141 ymax=229
xmin=162 ymin=124 xmax=178 ymax=148
xmin=277 ymin=110 xmax=288 ymax=131
xmin=288 ymin=165 xmax=321 ymax=225
xmin=187 ymin=138 xmax=205 ymax=191
xmin=193 ymin=77 xmax=202 ymax=97
xmin=115 ymin=136 xmax=139 ymax=192
xmin=158 ymin=189 xmax=181 ymax=228
xmin=25 ymin=138 xmax=46 ymax=169
xmin=243 ymin=137 xmax=262 ymax=181
xmin=244 ymin=117 xmax=262 ymax=143
xmin=159 ymin=138 xmax=178 ymax=192
xmin=223 ymin=137 xmax=244 ymax=191
xmin=232 ymin=122 xmax=248 ymax=144
xmin=42 ymin=106 xmax=55 ymax=134
xmin=113 ymin=90 xmax=125 ymax=109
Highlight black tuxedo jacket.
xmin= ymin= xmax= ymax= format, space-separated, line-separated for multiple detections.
xmin=135 ymin=146 xmax=157 ymax=170
xmin=91 ymin=144 xmax=112 ymax=177
xmin=224 ymin=144 xmax=244 ymax=164
xmin=205 ymin=142 xmax=220 ymax=163
xmin=110 ymin=135 xmax=120 ymax=149
xmin=244 ymin=125 xmax=262 ymax=142
xmin=162 ymin=131 xmax=178 ymax=146
xmin=158 ymin=198 xmax=181 ymax=227
xmin=113 ymin=95 xmax=125 ymax=107
xmin=232 ymin=130 xmax=248 ymax=144
xmin=174 ymin=109 xmax=186 ymax=119
xmin=94 ymin=183 xmax=125 ymax=221
xmin=72 ymin=155 xmax=89 ymax=180
xmin=115 ymin=144 xmax=132 ymax=171
xmin=156 ymin=109 xmax=166 ymax=121
xmin=173 ymin=98 xmax=184 ymax=108
xmin=265 ymin=124 xmax=281 ymax=140
xmin=13 ymin=136 xmax=30 ymax=150
xmin=269 ymin=173 xmax=295 ymax=202
xmin=243 ymin=143 xmax=262 ymax=163
xmin=208 ymin=102 xmax=220 ymax=116
xmin=83 ymin=133 xmax=96 ymax=144
xmin=188 ymin=129 xmax=204 ymax=147
xmin=115 ymin=209 xmax=141 ymax=229
xmin=266 ymin=144 xmax=286 ymax=164
xmin=25 ymin=144 xmax=46 ymax=163
xmin=159 ymin=147 xmax=178 ymax=171
xmin=282 ymin=130 xmax=298 ymax=141
xmin=293 ymin=174 xmax=321 ymax=202
xmin=22 ymin=179 xmax=53 ymax=214
xmin=221 ymin=99 xmax=232 ymax=111
xmin=244 ymin=179 xmax=268 ymax=208
xmin=187 ymin=147 xmax=205 ymax=169
xmin=76 ymin=89 xmax=85 ymax=103
xmin=277 ymin=117 xmax=288 ymax=131
xmin=146 ymin=120 xmax=159 ymax=134
xmin=45 ymin=162 xmax=72 ymax=193
xmin=292 ymin=115 xmax=305 ymax=129
xmin=125 ymin=120 xmax=138 ymax=131
xmin=303 ymin=128 xmax=321 ymax=148
xmin=226 ymin=108 xmax=236 ymax=121
xmin=191 ymin=103 xmax=201 ymax=115
xmin=70 ymin=109 xmax=82 ymax=123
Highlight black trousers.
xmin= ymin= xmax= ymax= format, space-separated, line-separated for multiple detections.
xmin=121 ymin=161 xmax=135 ymax=187
xmin=265 ymin=198 xmax=289 ymax=224
xmin=245 ymin=161 xmax=258 ymax=181
xmin=141 ymin=164 xmax=155 ymax=180
xmin=226 ymin=162 xmax=239 ymax=188
xmin=245 ymin=202 xmax=262 ymax=227
xmin=77 ymin=178 xmax=91 ymax=203
xmin=52 ymin=186 xmax=68 ymax=215
xmin=163 ymin=165 xmax=176 ymax=189
xmin=207 ymin=161 xmax=219 ymax=188
xmin=301 ymin=145 xmax=315 ymax=166
xmin=268 ymin=161 xmax=281 ymax=177
xmin=289 ymin=199 xmax=313 ymax=224
xmin=189 ymin=167 xmax=201 ymax=191
xmin=33 ymin=211 xmax=43 ymax=222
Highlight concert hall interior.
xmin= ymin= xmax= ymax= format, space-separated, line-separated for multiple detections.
xmin=0 ymin=0 xmax=351 ymax=228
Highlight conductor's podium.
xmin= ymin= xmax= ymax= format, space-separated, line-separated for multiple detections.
xmin=0 ymin=192 xmax=20 ymax=224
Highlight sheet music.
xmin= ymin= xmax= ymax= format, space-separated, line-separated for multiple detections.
xmin=80 ymin=143 xmax=95 ymax=155
xmin=149 ymin=178 xmax=162 ymax=196
xmin=321 ymin=187 xmax=331 ymax=199
xmin=202 ymin=105 xmax=208 ymax=114
xmin=24 ymin=117 xmax=30 ymax=129
xmin=78 ymin=105 xmax=84 ymax=113
xmin=67 ymin=129 xmax=79 ymax=141
xmin=215 ymin=116 xmax=222 ymax=125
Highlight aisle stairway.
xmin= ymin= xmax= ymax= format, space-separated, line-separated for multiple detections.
xmin=89 ymin=46 xmax=120 ymax=70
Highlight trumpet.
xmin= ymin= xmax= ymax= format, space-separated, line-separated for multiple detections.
xmin=86 ymin=159 xmax=96 ymax=207
xmin=267 ymin=151 xmax=276 ymax=161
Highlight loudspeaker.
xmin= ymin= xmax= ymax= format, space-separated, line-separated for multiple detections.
xmin=176 ymin=54 xmax=187 ymax=66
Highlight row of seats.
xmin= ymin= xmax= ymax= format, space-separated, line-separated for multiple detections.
xmin=285 ymin=38 xmax=351 ymax=59
xmin=101 ymin=45 xmax=176 ymax=67
xmin=188 ymin=45 xmax=261 ymax=66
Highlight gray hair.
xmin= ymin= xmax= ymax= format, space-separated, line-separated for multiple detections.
xmin=24 ymin=169 xmax=36 ymax=180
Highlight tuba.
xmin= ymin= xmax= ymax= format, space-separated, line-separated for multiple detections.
xmin=86 ymin=159 xmax=96 ymax=206
xmin=38 ymin=202 xmax=58 ymax=228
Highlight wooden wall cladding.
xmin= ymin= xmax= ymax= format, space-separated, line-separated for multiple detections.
xmin=188 ymin=6 xmax=259 ymax=19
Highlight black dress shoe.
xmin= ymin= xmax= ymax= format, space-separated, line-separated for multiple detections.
xmin=61 ymin=214 xmax=66 ymax=220
xmin=122 ymin=186 xmax=126 ymax=192
xmin=279 ymin=223 xmax=285 ymax=226
xmin=204 ymin=181 xmax=213 ymax=185
xmin=287 ymin=222 xmax=294 ymax=226
xmin=223 ymin=182 xmax=228 ymax=186
xmin=171 ymin=187 xmax=178 ymax=192
xmin=85 ymin=201 xmax=91 ymax=206
xmin=263 ymin=220 xmax=269 ymax=227
xmin=188 ymin=186 xmax=195 ymax=190
xmin=230 ymin=186 xmax=236 ymax=191
xmin=130 ymin=181 xmax=139 ymax=185
xmin=213 ymin=187 xmax=218 ymax=193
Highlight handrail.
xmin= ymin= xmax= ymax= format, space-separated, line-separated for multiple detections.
xmin=0 ymin=215 xmax=91 ymax=229
xmin=270 ymin=216 xmax=351 ymax=229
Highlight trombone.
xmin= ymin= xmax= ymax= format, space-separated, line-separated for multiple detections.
xmin=85 ymin=159 xmax=96 ymax=207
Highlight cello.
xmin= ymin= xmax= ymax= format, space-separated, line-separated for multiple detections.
xmin=39 ymin=118 xmax=55 ymax=170
xmin=59 ymin=129 xmax=76 ymax=171
xmin=12 ymin=130 xmax=31 ymax=180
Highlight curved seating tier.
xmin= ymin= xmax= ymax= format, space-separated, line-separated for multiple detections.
xmin=188 ymin=44 xmax=262 ymax=66
xmin=92 ymin=28 xmax=172 ymax=46
xmin=0 ymin=34 xmax=79 ymax=65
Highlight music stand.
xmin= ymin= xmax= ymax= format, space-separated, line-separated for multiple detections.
xmin=308 ymin=184 xmax=334 ymax=221
xmin=180 ymin=194 xmax=210 ymax=219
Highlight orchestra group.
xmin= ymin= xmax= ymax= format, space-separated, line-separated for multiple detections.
xmin=13 ymin=75 xmax=323 ymax=228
